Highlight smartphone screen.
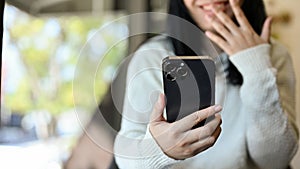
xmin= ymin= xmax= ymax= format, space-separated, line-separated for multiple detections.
xmin=162 ymin=56 xmax=215 ymax=127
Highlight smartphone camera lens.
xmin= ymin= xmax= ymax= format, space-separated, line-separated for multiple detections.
xmin=176 ymin=67 xmax=188 ymax=77
xmin=166 ymin=71 xmax=177 ymax=81
xmin=164 ymin=62 xmax=176 ymax=72
xmin=176 ymin=62 xmax=188 ymax=79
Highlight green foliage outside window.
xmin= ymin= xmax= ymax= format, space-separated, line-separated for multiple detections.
xmin=3 ymin=6 xmax=128 ymax=116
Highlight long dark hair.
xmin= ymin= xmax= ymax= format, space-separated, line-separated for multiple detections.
xmin=167 ymin=0 xmax=267 ymax=85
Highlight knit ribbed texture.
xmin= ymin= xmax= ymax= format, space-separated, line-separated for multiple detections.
xmin=114 ymin=36 xmax=298 ymax=169
xmin=229 ymin=44 xmax=272 ymax=75
xmin=140 ymin=126 xmax=180 ymax=168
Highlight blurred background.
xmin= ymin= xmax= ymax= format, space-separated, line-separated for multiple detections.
xmin=0 ymin=0 xmax=299 ymax=169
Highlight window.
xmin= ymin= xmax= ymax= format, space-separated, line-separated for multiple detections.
xmin=1 ymin=4 xmax=128 ymax=168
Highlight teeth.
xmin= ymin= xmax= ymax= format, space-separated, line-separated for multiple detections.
xmin=202 ymin=2 xmax=225 ymax=10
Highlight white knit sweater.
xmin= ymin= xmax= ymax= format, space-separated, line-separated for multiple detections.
xmin=114 ymin=36 xmax=298 ymax=169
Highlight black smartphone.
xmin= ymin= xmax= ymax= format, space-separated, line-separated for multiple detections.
xmin=162 ymin=56 xmax=215 ymax=127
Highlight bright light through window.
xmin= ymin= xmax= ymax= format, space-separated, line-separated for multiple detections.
xmin=1 ymin=4 xmax=128 ymax=169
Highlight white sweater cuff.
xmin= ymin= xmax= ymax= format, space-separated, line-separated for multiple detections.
xmin=229 ymin=44 xmax=272 ymax=75
xmin=140 ymin=125 xmax=180 ymax=168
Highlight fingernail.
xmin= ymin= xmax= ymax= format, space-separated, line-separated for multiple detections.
xmin=269 ymin=17 xmax=273 ymax=23
xmin=214 ymin=113 xmax=221 ymax=117
xmin=155 ymin=95 xmax=161 ymax=106
xmin=205 ymin=31 xmax=212 ymax=37
xmin=158 ymin=93 xmax=165 ymax=107
xmin=214 ymin=105 xmax=222 ymax=112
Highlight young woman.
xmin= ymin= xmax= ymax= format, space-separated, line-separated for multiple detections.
xmin=114 ymin=0 xmax=298 ymax=168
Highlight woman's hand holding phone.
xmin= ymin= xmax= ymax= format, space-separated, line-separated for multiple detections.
xmin=149 ymin=94 xmax=222 ymax=160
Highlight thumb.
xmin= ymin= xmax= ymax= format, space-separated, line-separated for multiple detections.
xmin=150 ymin=93 xmax=166 ymax=122
xmin=260 ymin=17 xmax=273 ymax=43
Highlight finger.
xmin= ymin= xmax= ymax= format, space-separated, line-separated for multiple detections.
xmin=186 ymin=113 xmax=222 ymax=143
xmin=205 ymin=31 xmax=231 ymax=54
xmin=212 ymin=7 xmax=239 ymax=34
xmin=150 ymin=93 xmax=166 ymax=122
xmin=229 ymin=0 xmax=253 ymax=31
xmin=210 ymin=16 xmax=233 ymax=42
xmin=189 ymin=125 xmax=222 ymax=154
xmin=260 ymin=17 xmax=273 ymax=43
xmin=175 ymin=105 xmax=222 ymax=132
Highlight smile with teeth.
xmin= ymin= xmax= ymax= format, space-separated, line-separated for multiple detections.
xmin=200 ymin=1 xmax=229 ymax=13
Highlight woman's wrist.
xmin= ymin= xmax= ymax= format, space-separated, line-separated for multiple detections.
xmin=229 ymin=43 xmax=272 ymax=75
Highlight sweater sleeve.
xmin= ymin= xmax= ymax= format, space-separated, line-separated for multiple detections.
xmin=113 ymin=43 xmax=180 ymax=169
xmin=229 ymin=43 xmax=299 ymax=169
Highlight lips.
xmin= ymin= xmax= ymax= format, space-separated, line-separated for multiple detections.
xmin=199 ymin=1 xmax=229 ymax=12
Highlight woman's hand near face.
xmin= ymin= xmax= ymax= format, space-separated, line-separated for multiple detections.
xmin=205 ymin=0 xmax=273 ymax=56
xmin=149 ymin=94 xmax=222 ymax=160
